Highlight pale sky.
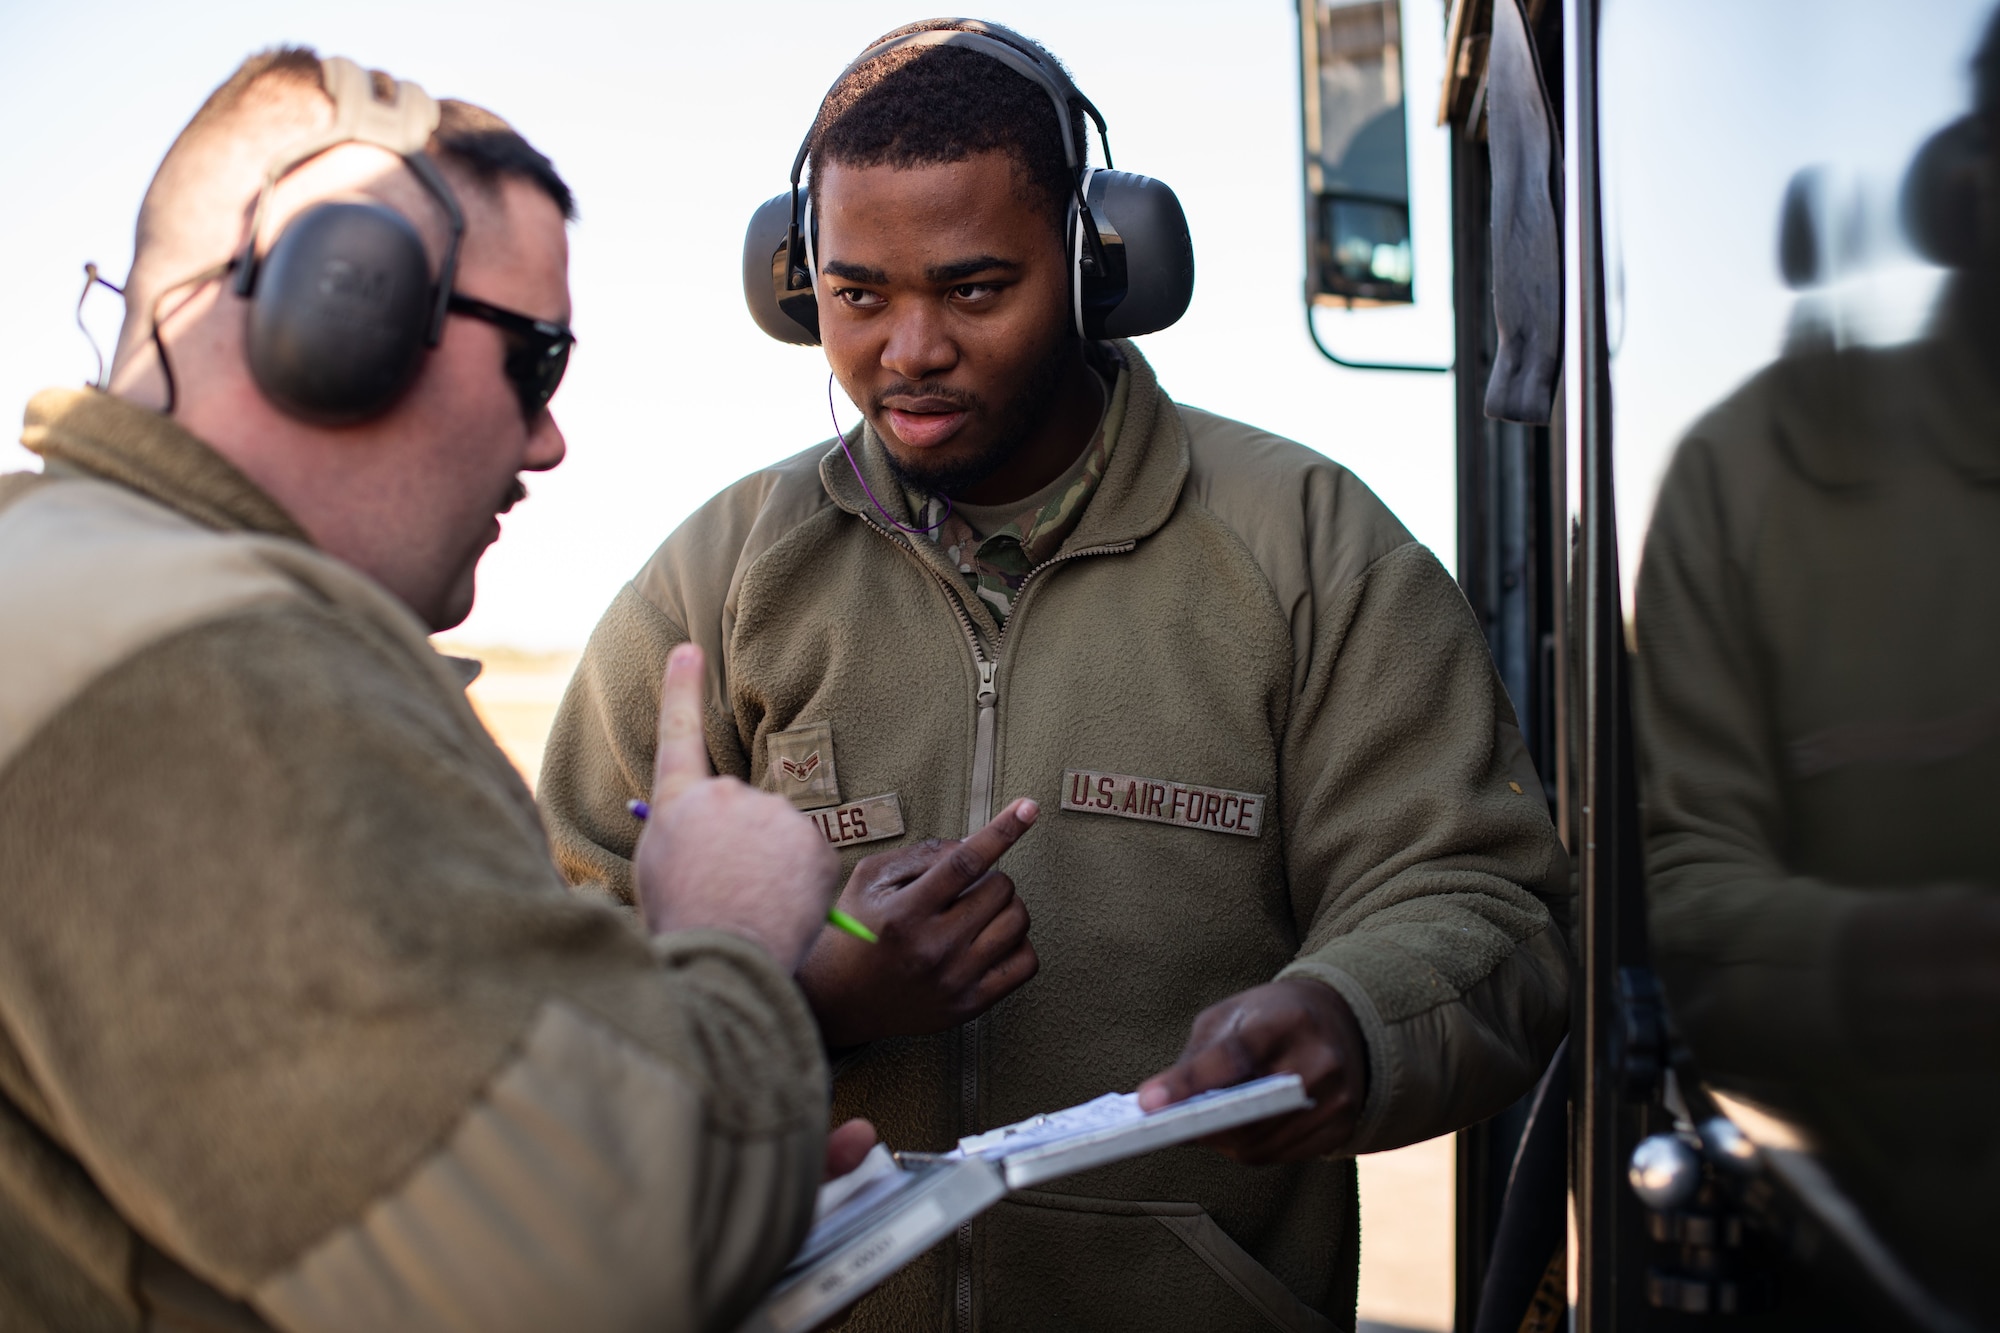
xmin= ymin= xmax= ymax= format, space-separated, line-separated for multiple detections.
xmin=0 ymin=0 xmax=1458 ymax=650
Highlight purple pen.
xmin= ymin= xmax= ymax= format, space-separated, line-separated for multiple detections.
xmin=627 ymin=798 xmax=650 ymax=821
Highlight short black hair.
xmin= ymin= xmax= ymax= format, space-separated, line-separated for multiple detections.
xmin=807 ymin=20 xmax=1085 ymax=230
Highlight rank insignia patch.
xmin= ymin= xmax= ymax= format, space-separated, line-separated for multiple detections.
xmin=769 ymin=720 xmax=840 ymax=810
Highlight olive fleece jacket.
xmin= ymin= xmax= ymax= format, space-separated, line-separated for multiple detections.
xmin=542 ymin=343 xmax=1569 ymax=1332
xmin=0 ymin=390 xmax=829 ymax=1333
xmin=1632 ymin=328 xmax=2000 ymax=1314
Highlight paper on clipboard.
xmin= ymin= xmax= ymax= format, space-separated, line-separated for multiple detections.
xmin=738 ymin=1073 xmax=1311 ymax=1333
xmin=954 ymin=1072 xmax=1312 ymax=1188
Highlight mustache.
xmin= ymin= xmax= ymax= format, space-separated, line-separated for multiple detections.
xmin=872 ymin=380 xmax=984 ymax=413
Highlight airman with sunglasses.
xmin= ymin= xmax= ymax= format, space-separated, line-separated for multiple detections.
xmin=0 ymin=48 xmax=912 ymax=1330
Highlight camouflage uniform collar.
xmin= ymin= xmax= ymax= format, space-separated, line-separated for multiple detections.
xmin=815 ymin=339 xmax=1191 ymax=638
xmin=902 ymin=350 xmax=1111 ymax=535
xmin=817 ymin=339 xmax=1190 ymax=550
xmin=912 ymin=371 xmax=1118 ymax=626
xmin=20 ymin=387 xmax=310 ymax=542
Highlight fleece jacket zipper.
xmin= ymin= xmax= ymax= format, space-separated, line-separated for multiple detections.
xmin=944 ymin=539 xmax=1138 ymax=833
xmin=862 ymin=518 xmax=1134 ymax=1332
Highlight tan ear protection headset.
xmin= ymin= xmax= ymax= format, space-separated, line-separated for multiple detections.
xmin=129 ymin=56 xmax=572 ymax=425
xmin=227 ymin=57 xmax=467 ymax=425
xmin=741 ymin=19 xmax=1195 ymax=346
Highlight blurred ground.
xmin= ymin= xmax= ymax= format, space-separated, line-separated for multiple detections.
xmin=456 ymin=644 xmax=1456 ymax=1333
xmin=1356 ymin=1135 xmax=1455 ymax=1332
xmin=457 ymin=644 xmax=580 ymax=790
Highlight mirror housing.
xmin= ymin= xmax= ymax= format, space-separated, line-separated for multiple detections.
xmin=1298 ymin=0 xmax=1415 ymax=306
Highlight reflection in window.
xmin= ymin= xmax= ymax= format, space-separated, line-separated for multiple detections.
xmin=1613 ymin=4 xmax=2000 ymax=1323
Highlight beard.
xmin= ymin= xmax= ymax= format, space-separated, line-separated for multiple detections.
xmin=875 ymin=328 xmax=1079 ymax=498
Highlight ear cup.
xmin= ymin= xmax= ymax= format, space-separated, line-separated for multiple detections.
xmin=744 ymin=174 xmax=1196 ymax=347
xmin=1077 ymin=171 xmax=1195 ymax=339
xmin=246 ymin=202 xmax=435 ymax=424
xmin=1777 ymin=167 xmax=1829 ymax=290
xmin=744 ymin=190 xmax=822 ymax=345
xmin=746 ymin=24 xmax=1197 ymax=349
xmin=1903 ymin=116 xmax=1988 ymax=270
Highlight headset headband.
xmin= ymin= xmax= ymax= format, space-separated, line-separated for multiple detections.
xmin=745 ymin=21 xmax=1193 ymax=346
xmin=231 ymin=56 xmax=465 ymax=345
xmin=783 ymin=21 xmax=1115 ymax=294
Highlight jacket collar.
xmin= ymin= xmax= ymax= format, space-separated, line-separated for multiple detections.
xmin=817 ymin=338 xmax=1190 ymax=554
xmin=19 ymin=388 xmax=310 ymax=542
xmin=1909 ymin=305 xmax=2000 ymax=485
xmin=1773 ymin=286 xmax=2000 ymax=490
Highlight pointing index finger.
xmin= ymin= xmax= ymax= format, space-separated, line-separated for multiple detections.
xmin=652 ymin=643 xmax=714 ymax=803
xmin=903 ymin=798 xmax=1039 ymax=912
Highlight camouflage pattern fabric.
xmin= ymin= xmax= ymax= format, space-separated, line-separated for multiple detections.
xmin=906 ymin=416 xmax=1114 ymax=629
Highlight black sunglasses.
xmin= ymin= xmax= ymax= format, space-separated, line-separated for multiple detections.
xmin=446 ymin=292 xmax=575 ymax=419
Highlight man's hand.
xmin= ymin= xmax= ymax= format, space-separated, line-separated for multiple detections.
xmin=796 ymin=799 xmax=1040 ymax=1048
xmin=825 ymin=1119 xmax=879 ymax=1180
xmin=1136 ymin=978 xmax=1370 ymax=1164
xmin=634 ymin=644 xmax=838 ymax=971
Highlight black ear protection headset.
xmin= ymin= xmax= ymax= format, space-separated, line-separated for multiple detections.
xmin=1904 ymin=114 xmax=1992 ymax=271
xmin=742 ymin=19 xmax=1195 ymax=347
xmin=228 ymin=56 xmax=466 ymax=425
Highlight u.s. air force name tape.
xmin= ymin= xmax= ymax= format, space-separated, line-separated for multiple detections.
xmin=1059 ymin=770 xmax=1266 ymax=838
xmin=805 ymin=793 xmax=904 ymax=848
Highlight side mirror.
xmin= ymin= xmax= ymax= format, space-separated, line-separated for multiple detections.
xmin=1298 ymin=0 xmax=1414 ymax=306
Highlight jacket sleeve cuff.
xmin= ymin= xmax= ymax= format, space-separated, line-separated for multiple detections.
xmin=647 ymin=928 xmax=830 ymax=1102
xmin=1281 ymin=922 xmax=1570 ymax=1156
xmin=1273 ymin=959 xmax=1396 ymax=1155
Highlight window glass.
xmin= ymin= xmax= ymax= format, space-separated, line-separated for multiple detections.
xmin=1604 ymin=4 xmax=2000 ymax=1322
